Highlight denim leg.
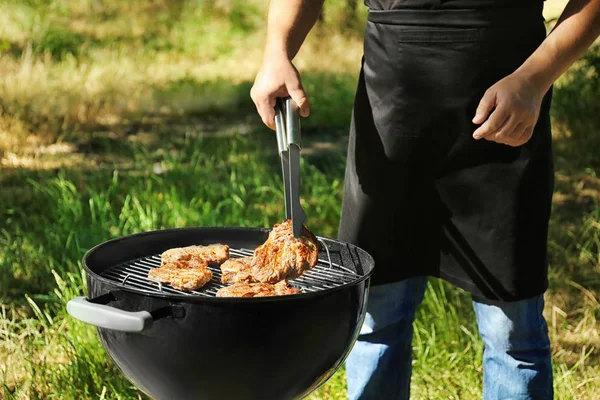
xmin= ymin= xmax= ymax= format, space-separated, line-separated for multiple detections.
xmin=473 ymin=294 xmax=553 ymax=400
xmin=345 ymin=276 xmax=428 ymax=400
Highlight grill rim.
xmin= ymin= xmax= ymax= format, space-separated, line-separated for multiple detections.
xmin=82 ymin=226 xmax=375 ymax=303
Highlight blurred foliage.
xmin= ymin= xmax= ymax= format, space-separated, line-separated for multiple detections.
xmin=552 ymin=44 xmax=600 ymax=169
xmin=35 ymin=25 xmax=85 ymax=59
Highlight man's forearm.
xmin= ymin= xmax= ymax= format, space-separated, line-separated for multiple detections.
xmin=264 ymin=0 xmax=325 ymax=61
xmin=515 ymin=0 xmax=600 ymax=92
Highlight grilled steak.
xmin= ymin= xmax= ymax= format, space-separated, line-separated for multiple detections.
xmin=168 ymin=269 xmax=213 ymax=291
xmin=220 ymin=256 xmax=254 ymax=284
xmin=160 ymin=257 xmax=209 ymax=270
xmin=249 ymin=219 xmax=319 ymax=283
xmin=216 ymin=280 xmax=300 ymax=298
xmin=147 ymin=268 xmax=176 ymax=283
xmin=148 ymin=267 xmax=213 ymax=291
xmin=160 ymin=244 xmax=229 ymax=267
xmin=149 ymin=223 xmax=318 ymax=294
xmin=147 ymin=243 xmax=227 ymax=291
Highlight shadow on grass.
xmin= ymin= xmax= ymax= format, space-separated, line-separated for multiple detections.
xmin=0 ymin=71 xmax=357 ymax=152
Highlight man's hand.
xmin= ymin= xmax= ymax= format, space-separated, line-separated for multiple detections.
xmin=472 ymin=73 xmax=545 ymax=147
xmin=250 ymin=56 xmax=310 ymax=130
xmin=471 ymin=0 xmax=600 ymax=146
xmin=250 ymin=0 xmax=323 ymax=130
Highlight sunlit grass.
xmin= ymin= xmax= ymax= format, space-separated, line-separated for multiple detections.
xmin=0 ymin=0 xmax=363 ymax=155
xmin=2 ymin=133 xmax=600 ymax=399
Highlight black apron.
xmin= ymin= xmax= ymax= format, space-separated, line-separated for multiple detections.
xmin=338 ymin=1 xmax=554 ymax=301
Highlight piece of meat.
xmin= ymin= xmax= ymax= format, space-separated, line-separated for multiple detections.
xmin=169 ymin=268 xmax=213 ymax=291
xmin=148 ymin=243 xmax=225 ymax=291
xmin=148 ymin=267 xmax=213 ymax=291
xmin=161 ymin=257 xmax=209 ymax=270
xmin=220 ymin=256 xmax=255 ymax=284
xmin=216 ymin=280 xmax=300 ymax=298
xmin=249 ymin=219 xmax=319 ymax=283
xmin=160 ymin=244 xmax=229 ymax=267
xmin=147 ymin=267 xmax=176 ymax=283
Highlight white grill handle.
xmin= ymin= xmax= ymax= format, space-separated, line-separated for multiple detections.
xmin=67 ymin=294 xmax=153 ymax=332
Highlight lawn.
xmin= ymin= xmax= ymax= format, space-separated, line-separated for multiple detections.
xmin=1 ymin=1 xmax=599 ymax=399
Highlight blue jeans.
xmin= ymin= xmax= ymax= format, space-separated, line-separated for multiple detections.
xmin=345 ymin=277 xmax=553 ymax=399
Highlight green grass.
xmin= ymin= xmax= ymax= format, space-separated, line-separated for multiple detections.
xmin=2 ymin=132 xmax=599 ymax=399
xmin=1 ymin=0 xmax=600 ymax=399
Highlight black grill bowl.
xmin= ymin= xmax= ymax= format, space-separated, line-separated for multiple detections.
xmin=69 ymin=227 xmax=374 ymax=400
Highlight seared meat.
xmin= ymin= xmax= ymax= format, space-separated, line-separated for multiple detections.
xmin=216 ymin=280 xmax=300 ymax=298
xmin=160 ymin=257 xmax=209 ymax=270
xmin=148 ymin=267 xmax=213 ymax=291
xmin=147 ymin=267 xmax=177 ymax=283
xmin=249 ymin=219 xmax=319 ymax=283
xmin=147 ymin=243 xmax=226 ymax=291
xmin=220 ymin=256 xmax=254 ymax=284
xmin=148 ymin=222 xmax=318 ymax=294
xmin=160 ymin=244 xmax=229 ymax=267
xmin=169 ymin=269 xmax=213 ymax=291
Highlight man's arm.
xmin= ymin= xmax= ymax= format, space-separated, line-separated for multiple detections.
xmin=251 ymin=0 xmax=324 ymax=129
xmin=518 ymin=0 xmax=600 ymax=93
xmin=473 ymin=0 xmax=600 ymax=145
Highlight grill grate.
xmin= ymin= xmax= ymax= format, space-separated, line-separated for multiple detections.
xmin=100 ymin=243 xmax=362 ymax=297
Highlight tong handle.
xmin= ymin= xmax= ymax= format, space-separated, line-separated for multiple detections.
xmin=274 ymin=97 xmax=301 ymax=150
xmin=285 ymin=98 xmax=301 ymax=148
xmin=274 ymin=98 xmax=287 ymax=154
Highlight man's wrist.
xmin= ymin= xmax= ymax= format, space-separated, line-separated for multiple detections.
xmin=263 ymin=33 xmax=294 ymax=60
xmin=263 ymin=46 xmax=290 ymax=61
xmin=512 ymin=66 xmax=554 ymax=95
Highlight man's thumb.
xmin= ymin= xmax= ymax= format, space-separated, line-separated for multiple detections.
xmin=288 ymin=87 xmax=310 ymax=118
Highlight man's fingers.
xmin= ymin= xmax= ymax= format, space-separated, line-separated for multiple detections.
xmin=488 ymin=124 xmax=533 ymax=147
xmin=491 ymin=122 xmax=523 ymax=146
xmin=509 ymin=122 xmax=526 ymax=139
xmin=473 ymin=106 xmax=509 ymax=139
xmin=251 ymin=86 xmax=274 ymax=130
xmin=288 ymin=84 xmax=310 ymax=117
xmin=515 ymin=125 xmax=534 ymax=143
xmin=257 ymin=96 xmax=276 ymax=130
xmin=250 ymin=61 xmax=310 ymax=128
xmin=472 ymin=89 xmax=497 ymax=125
xmin=494 ymin=118 xmax=521 ymax=141
xmin=262 ymin=108 xmax=276 ymax=130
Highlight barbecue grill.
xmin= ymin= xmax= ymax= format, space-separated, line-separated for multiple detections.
xmin=67 ymin=227 xmax=374 ymax=400
xmin=67 ymin=98 xmax=375 ymax=399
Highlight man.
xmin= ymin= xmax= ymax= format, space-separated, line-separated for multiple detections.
xmin=251 ymin=0 xmax=600 ymax=398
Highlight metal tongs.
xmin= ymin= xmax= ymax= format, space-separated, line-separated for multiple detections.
xmin=274 ymin=97 xmax=306 ymax=238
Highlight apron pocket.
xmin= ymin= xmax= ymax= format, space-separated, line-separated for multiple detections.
xmin=391 ymin=26 xmax=543 ymax=140
xmin=389 ymin=27 xmax=488 ymax=143
xmin=361 ymin=19 xmax=544 ymax=163
xmin=396 ymin=27 xmax=486 ymax=43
